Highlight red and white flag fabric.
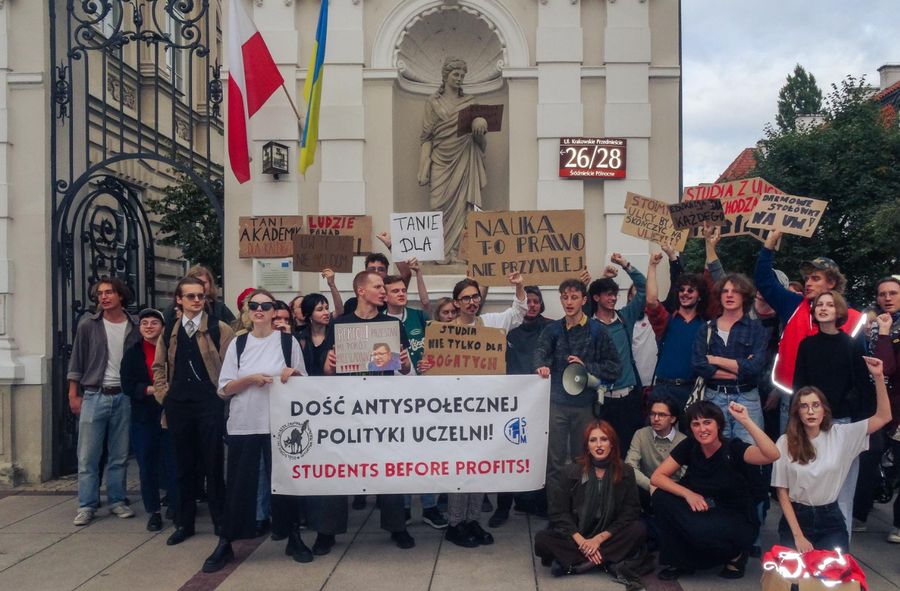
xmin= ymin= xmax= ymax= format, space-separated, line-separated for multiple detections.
xmin=227 ymin=0 xmax=284 ymax=183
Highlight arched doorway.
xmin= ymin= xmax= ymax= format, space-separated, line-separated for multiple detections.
xmin=49 ymin=0 xmax=225 ymax=475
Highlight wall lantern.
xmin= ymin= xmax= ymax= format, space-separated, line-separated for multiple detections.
xmin=262 ymin=141 xmax=289 ymax=179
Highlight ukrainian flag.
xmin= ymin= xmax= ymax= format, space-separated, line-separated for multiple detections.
xmin=299 ymin=0 xmax=328 ymax=174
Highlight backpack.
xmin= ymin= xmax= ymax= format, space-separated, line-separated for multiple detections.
xmin=236 ymin=331 xmax=294 ymax=369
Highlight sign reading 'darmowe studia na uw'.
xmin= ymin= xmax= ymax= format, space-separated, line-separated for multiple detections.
xmin=464 ymin=210 xmax=586 ymax=286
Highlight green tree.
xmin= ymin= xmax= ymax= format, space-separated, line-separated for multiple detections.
xmin=775 ymin=64 xmax=823 ymax=133
xmin=685 ymin=76 xmax=900 ymax=307
xmin=147 ymin=172 xmax=224 ymax=280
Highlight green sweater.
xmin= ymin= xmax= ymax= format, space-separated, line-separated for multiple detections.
xmin=624 ymin=425 xmax=686 ymax=491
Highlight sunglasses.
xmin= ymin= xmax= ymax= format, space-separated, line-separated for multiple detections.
xmin=678 ymin=287 xmax=696 ymax=294
xmin=248 ymin=301 xmax=275 ymax=312
xmin=182 ymin=293 xmax=206 ymax=301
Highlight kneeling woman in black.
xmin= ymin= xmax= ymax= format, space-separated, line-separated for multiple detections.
xmin=535 ymin=420 xmax=650 ymax=587
xmin=650 ymin=400 xmax=780 ymax=581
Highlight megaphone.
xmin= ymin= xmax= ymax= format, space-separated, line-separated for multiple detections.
xmin=563 ymin=363 xmax=608 ymax=418
xmin=562 ymin=363 xmax=602 ymax=396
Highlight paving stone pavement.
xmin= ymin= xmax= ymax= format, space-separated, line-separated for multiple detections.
xmin=0 ymin=489 xmax=896 ymax=591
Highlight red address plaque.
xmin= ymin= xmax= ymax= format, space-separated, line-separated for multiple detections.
xmin=558 ymin=137 xmax=627 ymax=179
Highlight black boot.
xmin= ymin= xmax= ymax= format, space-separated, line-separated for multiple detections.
xmin=202 ymin=538 xmax=234 ymax=573
xmin=287 ymin=527 xmax=313 ymax=563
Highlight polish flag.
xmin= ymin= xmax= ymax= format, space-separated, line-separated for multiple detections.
xmin=227 ymin=0 xmax=284 ymax=183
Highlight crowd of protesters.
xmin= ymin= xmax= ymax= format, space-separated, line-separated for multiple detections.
xmin=65 ymin=228 xmax=898 ymax=586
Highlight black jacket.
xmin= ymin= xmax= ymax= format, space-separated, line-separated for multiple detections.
xmin=121 ymin=340 xmax=163 ymax=424
xmin=548 ymin=462 xmax=642 ymax=539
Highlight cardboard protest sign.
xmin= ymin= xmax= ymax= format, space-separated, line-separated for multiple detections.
xmin=238 ymin=216 xmax=304 ymax=258
xmin=621 ymin=193 xmax=689 ymax=251
xmin=667 ymin=199 xmax=725 ymax=230
xmin=423 ymin=323 xmax=507 ymax=375
xmin=292 ymin=234 xmax=354 ymax=273
xmin=746 ymin=193 xmax=828 ymax=237
xmin=464 ymin=210 xmax=586 ymax=286
xmin=334 ymin=321 xmax=402 ymax=374
xmin=269 ymin=375 xmax=549 ymax=494
xmin=390 ymin=212 xmax=444 ymax=262
xmin=681 ymin=177 xmax=785 ymax=241
xmin=306 ymin=215 xmax=372 ymax=255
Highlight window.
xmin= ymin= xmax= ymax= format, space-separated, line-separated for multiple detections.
xmin=94 ymin=1 xmax=123 ymax=39
xmin=166 ymin=11 xmax=188 ymax=96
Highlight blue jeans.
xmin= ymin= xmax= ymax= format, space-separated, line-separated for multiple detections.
xmin=77 ymin=391 xmax=131 ymax=510
xmin=704 ymin=387 xmax=763 ymax=444
xmin=131 ymin=419 xmax=178 ymax=514
xmin=778 ymin=502 xmax=848 ymax=552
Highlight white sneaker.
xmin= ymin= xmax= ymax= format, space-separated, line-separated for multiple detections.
xmin=888 ymin=528 xmax=900 ymax=544
xmin=73 ymin=509 xmax=94 ymax=526
xmin=110 ymin=504 xmax=135 ymax=519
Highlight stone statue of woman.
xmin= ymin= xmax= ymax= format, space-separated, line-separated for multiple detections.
xmin=418 ymin=57 xmax=488 ymax=262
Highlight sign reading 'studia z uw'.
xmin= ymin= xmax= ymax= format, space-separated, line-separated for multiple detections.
xmin=269 ymin=375 xmax=549 ymax=495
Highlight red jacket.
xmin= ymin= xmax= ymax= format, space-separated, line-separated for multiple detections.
xmin=771 ymin=299 xmax=866 ymax=393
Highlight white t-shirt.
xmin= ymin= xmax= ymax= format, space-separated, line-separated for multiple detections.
xmin=102 ymin=318 xmax=128 ymax=388
xmin=467 ymin=295 xmax=527 ymax=331
xmin=631 ymin=317 xmax=658 ymax=387
xmin=218 ymin=331 xmax=306 ymax=435
xmin=771 ymin=420 xmax=869 ymax=506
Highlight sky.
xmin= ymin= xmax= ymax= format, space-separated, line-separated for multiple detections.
xmin=681 ymin=0 xmax=900 ymax=188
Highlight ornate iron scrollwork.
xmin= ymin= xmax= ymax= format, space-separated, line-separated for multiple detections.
xmin=54 ymin=64 xmax=71 ymax=120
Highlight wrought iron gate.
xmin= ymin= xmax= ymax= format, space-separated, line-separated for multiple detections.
xmin=49 ymin=0 xmax=225 ymax=475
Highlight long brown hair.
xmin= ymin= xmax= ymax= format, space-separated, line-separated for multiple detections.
xmin=576 ymin=420 xmax=623 ymax=483
xmin=786 ymin=386 xmax=833 ymax=465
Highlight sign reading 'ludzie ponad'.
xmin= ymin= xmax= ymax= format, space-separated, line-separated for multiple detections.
xmin=464 ymin=210 xmax=586 ymax=286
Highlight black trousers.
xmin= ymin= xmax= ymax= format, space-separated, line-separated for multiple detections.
xmin=273 ymin=494 xmax=349 ymax=537
xmin=222 ymin=434 xmax=268 ymax=541
xmin=653 ymin=489 xmax=757 ymax=570
xmin=534 ymin=520 xmax=647 ymax=567
xmin=165 ymin=397 xmax=226 ymax=531
xmin=596 ymin=390 xmax=642 ymax=455
xmin=853 ymin=429 xmax=885 ymax=522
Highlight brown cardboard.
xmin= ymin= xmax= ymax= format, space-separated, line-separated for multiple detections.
xmin=621 ymin=193 xmax=689 ymax=251
xmin=464 ymin=210 xmax=586 ymax=286
xmin=746 ymin=193 xmax=828 ymax=238
xmin=681 ymin=177 xmax=785 ymax=241
xmin=424 ymin=322 xmax=507 ymax=375
xmin=238 ymin=216 xmax=304 ymax=259
xmin=667 ymin=198 xmax=725 ymax=230
xmin=292 ymin=234 xmax=354 ymax=273
xmin=306 ymin=215 xmax=373 ymax=255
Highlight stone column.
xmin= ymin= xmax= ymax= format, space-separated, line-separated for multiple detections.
xmin=248 ymin=0 xmax=302 ymax=290
xmin=603 ymin=0 xmax=653 ymax=275
xmin=536 ymin=0 xmax=584 ymax=210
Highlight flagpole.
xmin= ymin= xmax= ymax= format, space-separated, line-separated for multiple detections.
xmin=281 ymin=83 xmax=304 ymax=126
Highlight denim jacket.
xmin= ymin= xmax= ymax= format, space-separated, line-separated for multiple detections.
xmin=691 ymin=313 xmax=768 ymax=384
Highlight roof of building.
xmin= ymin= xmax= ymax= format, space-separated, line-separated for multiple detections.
xmin=716 ymin=147 xmax=757 ymax=182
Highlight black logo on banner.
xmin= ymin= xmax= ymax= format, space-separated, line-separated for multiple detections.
xmin=277 ymin=420 xmax=313 ymax=459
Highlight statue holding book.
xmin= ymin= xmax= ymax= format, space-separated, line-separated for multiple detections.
xmin=418 ymin=57 xmax=502 ymax=261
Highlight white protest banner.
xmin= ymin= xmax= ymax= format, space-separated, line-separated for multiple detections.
xmin=269 ymin=375 xmax=549 ymax=495
xmin=390 ymin=211 xmax=444 ymax=262
xmin=334 ymin=321 xmax=402 ymax=374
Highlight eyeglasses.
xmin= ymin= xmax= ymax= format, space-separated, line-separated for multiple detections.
xmin=248 ymin=301 xmax=275 ymax=311
xmin=799 ymin=402 xmax=822 ymax=412
xmin=182 ymin=293 xmax=206 ymax=301
xmin=457 ymin=294 xmax=482 ymax=304
xmin=649 ymin=412 xmax=672 ymax=419
xmin=678 ymin=287 xmax=696 ymax=294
